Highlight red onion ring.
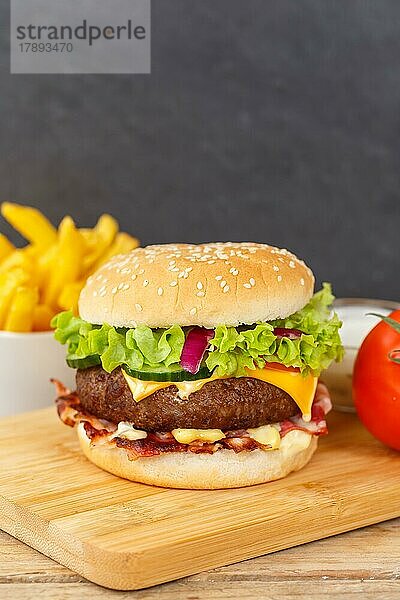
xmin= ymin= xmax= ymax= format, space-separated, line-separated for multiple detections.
xmin=273 ymin=327 xmax=303 ymax=340
xmin=180 ymin=327 xmax=214 ymax=374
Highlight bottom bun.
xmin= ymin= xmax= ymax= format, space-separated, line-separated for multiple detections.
xmin=77 ymin=424 xmax=318 ymax=489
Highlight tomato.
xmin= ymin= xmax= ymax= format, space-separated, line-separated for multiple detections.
xmin=353 ymin=310 xmax=400 ymax=451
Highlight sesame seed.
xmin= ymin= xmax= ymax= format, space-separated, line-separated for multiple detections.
xmin=96 ymin=275 xmax=102 ymax=281
xmin=143 ymin=279 xmax=149 ymax=287
xmin=131 ymin=274 xmax=137 ymax=281
xmin=170 ymin=280 xmax=178 ymax=287
xmin=243 ymin=283 xmax=252 ymax=289
xmin=300 ymin=278 xmax=305 ymax=286
xmin=118 ymin=282 xmax=125 ymax=290
xmin=158 ymin=287 xmax=163 ymax=296
xmin=223 ymin=285 xmax=230 ymax=293
xmin=172 ymin=267 xmax=179 ymax=272
xmin=190 ymin=307 xmax=197 ymax=315
xmin=196 ymin=291 xmax=205 ymax=297
xmin=289 ymin=261 xmax=296 ymax=269
xmin=208 ymin=260 xmax=216 ymax=264
xmin=215 ymin=275 xmax=223 ymax=281
xmin=273 ymin=266 xmax=279 ymax=272
xmin=169 ymin=260 xmax=176 ymax=266
xmin=120 ymin=267 xmax=131 ymax=275
xmin=122 ymin=283 xmax=130 ymax=290
xmin=220 ymin=280 xmax=226 ymax=288
xmin=197 ymin=281 xmax=203 ymax=290
xmin=138 ymin=268 xmax=144 ymax=275
xmin=99 ymin=289 xmax=107 ymax=297
xmin=277 ymin=275 xmax=282 ymax=282
xmin=93 ymin=291 xmax=98 ymax=297
xmin=135 ymin=303 xmax=143 ymax=311
xmin=230 ymin=267 xmax=239 ymax=275
xmin=111 ymin=287 xmax=118 ymax=294
xmin=249 ymin=278 xmax=255 ymax=286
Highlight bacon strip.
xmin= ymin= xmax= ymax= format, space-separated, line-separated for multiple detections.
xmin=54 ymin=383 xmax=116 ymax=434
xmin=280 ymin=382 xmax=331 ymax=438
xmin=115 ymin=436 xmax=188 ymax=459
xmin=53 ymin=380 xmax=332 ymax=461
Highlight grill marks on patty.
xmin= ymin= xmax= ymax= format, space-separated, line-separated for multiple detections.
xmin=76 ymin=367 xmax=300 ymax=431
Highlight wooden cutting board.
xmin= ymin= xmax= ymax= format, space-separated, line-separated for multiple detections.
xmin=0 ymin=407 xmax=399 ymax=591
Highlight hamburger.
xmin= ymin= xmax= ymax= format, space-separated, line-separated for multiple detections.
xmin=52 ymin=242 xmax=343 ymax=489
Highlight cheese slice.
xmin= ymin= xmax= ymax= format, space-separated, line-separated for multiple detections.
xmin=122 ymin=367 xmax=318 ymax=421
xmin=121 ymin=372 xmax=222 ymax=403
xmin=244 ymin=367 xmax=317 ymax=422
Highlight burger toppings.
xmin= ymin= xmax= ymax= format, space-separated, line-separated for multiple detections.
xmin=180 ymin=327 xmax=214 ymax=374
xmin=120 ymin=365 xmax=317 ymax=421
xmin=273 ymin=328 xmax=302 ymax=339
xmin=75 ymin=366 xmax=312 ymax=430
xmin=53 ymin=380 xmax=331 ymax=460
xmin=52 ymin=283 xmax=343 ymax=382
xmin=172 ymin=428 xmax=226 ymax=444
xmin=110 ymin=422 xmax=147 ymax=441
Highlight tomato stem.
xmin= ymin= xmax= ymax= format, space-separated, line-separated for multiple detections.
xmin=388 ymin=349 xmax=400 ymax=365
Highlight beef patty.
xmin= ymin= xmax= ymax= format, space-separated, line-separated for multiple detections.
xmin=76 ymin=366 xmax=300 ymax=431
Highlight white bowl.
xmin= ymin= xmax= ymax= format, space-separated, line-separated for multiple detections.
xmin=326 ymin=298 xmax=400 ymax=413
xmin=0 ymin=331 xmax=75 ymax=418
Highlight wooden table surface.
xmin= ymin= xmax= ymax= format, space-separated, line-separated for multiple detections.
xmin=1 ymin=518 xmax=399 ymax=599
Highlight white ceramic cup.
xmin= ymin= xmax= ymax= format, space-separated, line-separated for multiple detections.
xmin=0 ymin=331 xmax=75 ymax=418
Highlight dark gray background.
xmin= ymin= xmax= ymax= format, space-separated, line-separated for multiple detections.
xmin=1 ymin=0 xmax=399 ymax=299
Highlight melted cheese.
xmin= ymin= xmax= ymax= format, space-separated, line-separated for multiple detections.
xmin=121 ymin=371 xmax=222 ymax=402
xmin=122 ymin=367 xmax=318 ymax=421
xmin=247 ymin=424 xmax=281 ymax=448
xmin=172 ymin=428 xmax=225 ymax=444
xmin=244 ymin=367 xmax=317 ymax=422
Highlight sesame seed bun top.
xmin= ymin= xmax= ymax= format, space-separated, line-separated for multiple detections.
xmin=79 ymin=242 xmax=315 ymax=328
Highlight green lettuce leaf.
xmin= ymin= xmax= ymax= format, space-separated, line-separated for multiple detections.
xmin=205 ymin=283 xmax=343 ymax=377
xmin=52 ymin=283 xmax=343 ymax=377
xmin=51 ymin=313 xmax=185 ymax=374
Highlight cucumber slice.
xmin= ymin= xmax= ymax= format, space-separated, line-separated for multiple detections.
xmin=123 ymin=364 xmax=213 ymax=382
xmin=67 ymin=355 xmax=101 ymax=369
xmin=66 ymin=356 xmax=213 ymax=382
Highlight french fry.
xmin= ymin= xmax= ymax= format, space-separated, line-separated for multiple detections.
xmin=82 ymin=214 xmax=118 ymax=272
xmin=0 ymin=249 xmax=35 ymax=278
xmin=4 ymin=286 xmax=39 ymax=332
xmin=44 ymin=216 xmax=84 ymax=309
xmin=93 ymin=232 xmax=139 ymax=269
xmin=0 ymin=269 xmax=29 ymax=329
xmin=1 ymin=202 xmax=57 ymax=249
xmin=58 ymin=281 xmax=83 ymax=314
xmin=0 ymin=233 xmax=14 ymax=262
xmin=36 ymin=244 xmax=57 ymax=297
xmin=0 ymin=203 xmax=140 ymax=331
xmin=32 ymin=304 xmax=53 ymax=331
xmin=79 ymin=228 xmax=98 ymax=251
